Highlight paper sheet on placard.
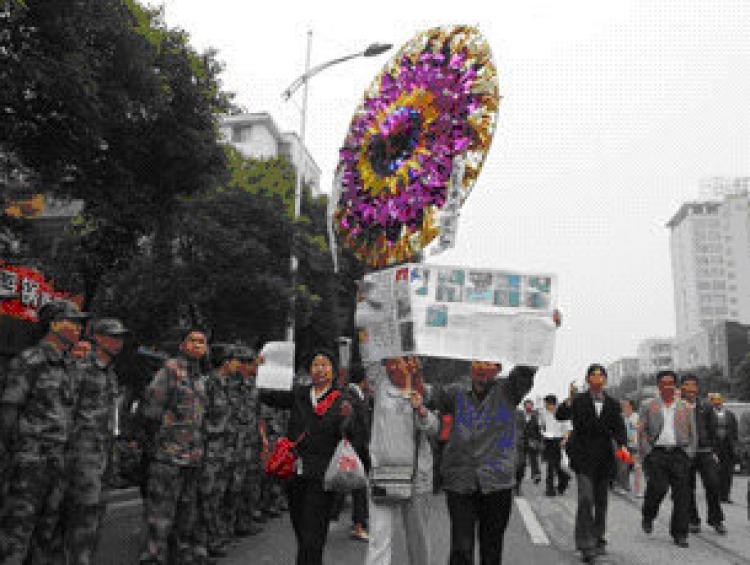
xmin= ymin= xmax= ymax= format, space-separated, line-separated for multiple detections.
xmin=256 ymin=341 xmax=295 ymax=390
xmin=356 ymin=264 xmax=557 ymax=367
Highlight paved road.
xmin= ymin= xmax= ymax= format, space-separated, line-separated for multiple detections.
xmin=97 ymin=476 xmax=750 ymax=564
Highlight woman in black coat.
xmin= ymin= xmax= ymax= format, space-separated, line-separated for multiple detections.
xmin=262 ymin=349 xmax=352 ymax=565
xmin=556 ymin=364 xmax=628 ymax=564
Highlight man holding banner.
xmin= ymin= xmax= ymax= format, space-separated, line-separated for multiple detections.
xmin=437 ymin=307 xmax=559 ymax=565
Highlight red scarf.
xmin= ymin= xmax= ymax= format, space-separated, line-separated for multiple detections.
xmin=314 ymin=389 xmax=341 ymax=417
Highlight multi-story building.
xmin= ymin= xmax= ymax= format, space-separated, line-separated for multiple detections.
xmin=637 ymin=338 xmax=675 ymax=377
xmin=606 ymin=357 xmax=640 ymax=387
xmin=219 ymin=112 xmax=321 ymax=196
xmin=668 ymin=188 xmax=750 ymax=370
xmin=667 ymin=200 xmax=725 ymax=341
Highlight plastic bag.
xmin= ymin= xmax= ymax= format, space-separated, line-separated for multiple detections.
xmin=324 ymin=439 xmax=367 ymax=492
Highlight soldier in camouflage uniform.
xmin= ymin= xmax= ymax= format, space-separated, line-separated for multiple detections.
xmin=0 ymin=300 xmax=89 ymax=565
xmin=223 ymin=346 xmax=264 ymax=537
xmin=138 ymin=329 xmax=209 ymax=565
xmin=258 ymin=404 xmax=284 ymax=519
xmin=194 ymin=344 xmax=243 ymax=560
xmin=62 ymin=319 xmax=129 ymax=565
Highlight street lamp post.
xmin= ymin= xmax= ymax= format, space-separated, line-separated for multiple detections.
xmin=282 ymin=32 xmax=391 ymax=344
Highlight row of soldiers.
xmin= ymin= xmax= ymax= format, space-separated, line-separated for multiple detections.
xmin=0 ymin=298 xmax=287 ymax=565
xmin=0 ymin=299 xmax=127 ymax=565
xmin=132 ymin=327 xmax=285 ymax=564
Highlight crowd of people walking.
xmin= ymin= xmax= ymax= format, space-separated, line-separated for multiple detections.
xmin=1 ymin=298 xmax=748 ymax=565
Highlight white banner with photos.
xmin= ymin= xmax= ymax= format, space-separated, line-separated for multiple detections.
xmin=356 ymin=264 xmax=558 ymax=366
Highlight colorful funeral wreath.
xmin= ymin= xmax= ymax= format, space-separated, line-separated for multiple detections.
xmin=335 ymin=25 xmax=499 ymax=267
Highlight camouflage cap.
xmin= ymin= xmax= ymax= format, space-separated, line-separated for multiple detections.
xmin=90 ymin=318 xmax=130 ymax=337
xmin=37 ymin=299 xmax=90 ymax=325
xmin=211 ymin=343 xmax=256 ymax=366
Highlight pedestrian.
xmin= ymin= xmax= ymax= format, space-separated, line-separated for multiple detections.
xmin=556 ymin=364 xmax=628 ymax=563
xmin=0 ymin=299 xmax=90 ymax=564
xmin=709 ymin=393 xmax=738 ymax=503
xmin=348 ymin=364 xmax=372 ymax=542
xmin=516 ymin=399 xmax=542 ymax=492
xmin=365 ymin=355 xmax=438 ymax=565
xmin=261 ymin=348 xmax=353 ymax=565
xmin=540 ymin=394 xmax=570 ymax=497
xmin=639 ymin=369 xmax=696 ymax=548
xmin=439 ymin=360 xmax=539 ymax=565
xmin=63 ymin=318 xmax=129 ymax=565
xmin=137 ymin=328 xmax=209 ymax=565
xmin=680 ymin=375 xmax=727 ymax=535
xmin=616 ymin=399 xmax=640 ymax=494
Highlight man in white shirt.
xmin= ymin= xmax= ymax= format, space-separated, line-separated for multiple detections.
xmin=639 ymin=370 xmax=696 ymax=548
xmin=541 ymin=394 xmax=570 ymax=496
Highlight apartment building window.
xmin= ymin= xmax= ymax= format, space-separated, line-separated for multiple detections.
xmin=698 ymin=281 xmax=711 ymax=290
xmin=713 ymin=280 xmax=725 ymax=290
xmin=700 ymin=307 xmax=713 ymax=315
xmin=231 ymin=127 xmax=242 ymax=142
xmin=730 ymin=311 xmax=738 ymax=318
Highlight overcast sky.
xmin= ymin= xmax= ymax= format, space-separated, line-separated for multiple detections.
xmin=148 ymin=0 xmax=750 ymax=398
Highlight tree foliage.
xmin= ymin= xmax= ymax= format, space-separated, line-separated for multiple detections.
xmin=2 ymin=0 xmax=233 ymax=304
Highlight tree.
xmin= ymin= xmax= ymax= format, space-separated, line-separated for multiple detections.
xmin=2 ymin=0 xmax=233 ymax=305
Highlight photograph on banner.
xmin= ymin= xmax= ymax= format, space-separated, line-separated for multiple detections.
xmin=256 ymin=341 xmax=295 ymax=391
xmin=357 ymin=263 xmax=558 ymax=367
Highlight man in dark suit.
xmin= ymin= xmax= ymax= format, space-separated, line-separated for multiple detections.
xmin=709 ymin=393 xmax=738 ymax=503
xmin=516 ymin=399 xmax=542 ymax=491
xmin=556 ymin=364 xmax=628 ymax=563
xmin=680 ymin=375 xmax=726 ymax=535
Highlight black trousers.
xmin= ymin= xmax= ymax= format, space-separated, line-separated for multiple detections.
xmin=642 ymin=447 xmax=691 ymax=539
xmin=351 ymin=486 xmax=368 ymax=528
xmin=446 ymin=488 xmax=513 ymax=565
xmin=543 ymin=438 xmax=569 ymax=493
xmin=716 ymin=440 xmax=734 ymax=500
xmin=575 ymin=473 xmax=609 ymax=551
xmin=516 ymin=444 xmax=541 ymax=484
xmin=688 ymin=451 xmax=724 ymax=526
xmin=287 ymin=477 xmax=335 ymax=565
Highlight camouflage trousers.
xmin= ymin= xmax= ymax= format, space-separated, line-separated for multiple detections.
xmin=62 ymin=442 xmax=109 ymax=565
xmin=0 ymin=441 xmax=66 ymax=565
xmin=196 ymin=459 xmax=229 ymax=553
xmin=139 ymin=461 xmax=199 ymax=565
xmin=223 ymin=456 xmax=260 ymax=533
xmin=260 ymin=469 xmax=283 ymax=513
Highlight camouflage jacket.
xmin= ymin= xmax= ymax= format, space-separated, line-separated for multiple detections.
xmin=1 ymin=341 xmax=76 ymax=448
xmin=68 ymin=354 xmax=117 ymax=448
xmin=203 ymin=370 xmax=231 ymax=461
xmin=226 ymin=372 xmax=259 ymax=462
xmin=143 ymin=355 xmax=207 ymax=467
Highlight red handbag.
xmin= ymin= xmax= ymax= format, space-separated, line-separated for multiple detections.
xmin=265 ymin=433 xmax=306 ymax=480
xmin=265 ymin=389 xmax=342 ymax=479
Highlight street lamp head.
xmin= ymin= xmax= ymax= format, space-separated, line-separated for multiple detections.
xmin=363 ymin=43 xmax=392 ymax=57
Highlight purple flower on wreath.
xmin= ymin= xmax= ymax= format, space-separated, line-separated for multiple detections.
xmin=335 ymin=26 xmax=498 ymax=267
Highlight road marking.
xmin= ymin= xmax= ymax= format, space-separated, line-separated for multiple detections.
xmin=514 ymin=497 xmax=550 ymax=546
